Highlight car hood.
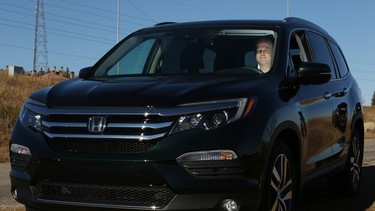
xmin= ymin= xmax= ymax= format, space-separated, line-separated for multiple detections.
xmin=30 ymin=76 xmax=269 ymax=107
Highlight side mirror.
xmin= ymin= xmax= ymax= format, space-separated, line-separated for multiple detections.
xmin=298 ymin=62 xmax=331 ymax=85
xmin=78 ymin=66 xmax=92 ymax=78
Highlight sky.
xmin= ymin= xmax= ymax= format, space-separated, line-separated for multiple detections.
xmin=0 ymin=0 xmax=374 ymax=105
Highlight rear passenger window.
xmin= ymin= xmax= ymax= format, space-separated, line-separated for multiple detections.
xmin=306 ymin=32 xmax=337 ymax=79
xmin=328 ymin=41 xmax=349 ymax=78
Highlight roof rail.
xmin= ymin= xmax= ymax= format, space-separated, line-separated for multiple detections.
xmin=284 ymin=17 xmax=328 ymax=33
xmin=284 ymin=17 xmax=311 ymax=24
xmin=154 ymin=22 xmax=177 ymax=26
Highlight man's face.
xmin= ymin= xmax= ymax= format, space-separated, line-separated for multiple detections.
xmin=256 ymin=41 xmax=273 ymax=66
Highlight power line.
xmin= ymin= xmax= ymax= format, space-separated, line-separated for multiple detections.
xmin=47 ymin=16 xmax=120 ymax=34
xmin=19 ymin=0 xmax=156 ymax=24
xmin=127 ymin=0 xmax=157 ymax=23
xmin=0 ymin=20 xmax=34 ymax=31
xmin=354 ymin=77 xmax=375 ymax=82
xmin=44 ymin=1 xmax=156 ymax=26
xmin=348 ymin=59 xmax=375 ymax=66
xmin=0 ymin=43 xmax=32 ymax=51
xmin=48 ymin=11 xmax=118 ymax=32
xmin=1 ymin=1 xmax=148 ymax=34
xmin=2 ymin=6 xmax=122 ymax=35
xmin=163 ymin=0 xmax=240 ymax=19
xmin=351 ymin=70 xmax=375 ymax=74
xmin=0 ymin=17 xmax=113 ymax=42
xmin=0 ymin=19 xmax=114 ymax=45
xmin=0 ymin=42 xmax=97 ymax=60
xmin=58 ymin=0 xmax=157 ymax=23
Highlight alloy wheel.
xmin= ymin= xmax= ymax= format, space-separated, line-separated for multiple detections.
xmin=350 ymin=135 xmax=361 ymax=190
xmin=270 ymin=154 xmax=293 ymax=211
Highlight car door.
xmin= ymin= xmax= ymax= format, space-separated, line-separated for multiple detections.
xmin=326 ymin=39 xmax=352 ymax=160
xmin=307 ymin=31 xmax=348 ymax=168
xmin=289 ymin=31 xmax=335 ymax=175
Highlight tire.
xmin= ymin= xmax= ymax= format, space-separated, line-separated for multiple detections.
xmin=260 ymin=141 xmax=297 ymax=211
xmin=26 ymin=207 xmax=41 ymax=211
xmin=328 ymin=129 xmax=363 ymax=196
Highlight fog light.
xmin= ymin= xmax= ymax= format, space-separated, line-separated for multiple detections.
xmin=223 ymin=199 xmax=239 ymax=211
xmin=177 ymin=150 xmax=238 ymax=162
xmin=10 ymin=144 xmax=31 ymax=156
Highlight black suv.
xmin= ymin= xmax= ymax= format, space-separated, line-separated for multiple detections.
xmin=10 ymin=18 xmax=364 ymax=211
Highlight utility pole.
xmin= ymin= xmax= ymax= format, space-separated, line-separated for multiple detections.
xmin=33 ymin=0 xmax=49 ymax=72
xmin=117 ymin=0 xmax=121 ymax=75
xmin=117 ymin=0 xmax=120 ymax=43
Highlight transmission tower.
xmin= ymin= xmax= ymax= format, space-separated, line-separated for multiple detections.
xmin=33 ymin=0 xmax=48 ymax=72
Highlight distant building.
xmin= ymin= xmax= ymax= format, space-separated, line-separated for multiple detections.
xmin=8 ymin=66 xmax=25 ymax=77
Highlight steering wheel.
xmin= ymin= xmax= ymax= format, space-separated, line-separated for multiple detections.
xmin=215 ymin=66 xmax=263 ymax=74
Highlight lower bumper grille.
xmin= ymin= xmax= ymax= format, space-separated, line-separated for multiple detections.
xmin=32 ymin=182 xmax=175 ymax=208
xmin=47 ymin=138 xmax=155 ymax=153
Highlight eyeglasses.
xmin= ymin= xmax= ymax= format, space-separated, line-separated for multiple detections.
xmin=256 ymin=49 xmax=271 ymax=54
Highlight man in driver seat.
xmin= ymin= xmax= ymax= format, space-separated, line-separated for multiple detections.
xmin=255 ymin=37 xmax=273 ymax=73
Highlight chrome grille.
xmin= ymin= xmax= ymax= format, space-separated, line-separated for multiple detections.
xmin=42 ymin=113 xmax=175 ymax=153
xmin=32 ymin=182 xmax=175 ymax=209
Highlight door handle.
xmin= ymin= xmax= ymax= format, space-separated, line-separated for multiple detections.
xmin=324 ymin=92 xmax=332 ymax=99
xmin=334 ymin=88 xmax=349 ymax=97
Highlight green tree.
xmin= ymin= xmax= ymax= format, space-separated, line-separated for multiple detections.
xmin=372 ymin=91 xmax=375 ymax=106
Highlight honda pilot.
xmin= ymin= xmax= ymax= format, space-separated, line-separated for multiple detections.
xmin=10 ymin=17 xmax=364 ymax=211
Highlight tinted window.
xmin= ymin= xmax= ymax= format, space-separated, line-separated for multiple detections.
xmin=328 ymin=41 xmax=349 ymax=78
xmin=306 ymin=31 xmax=337 ymax=79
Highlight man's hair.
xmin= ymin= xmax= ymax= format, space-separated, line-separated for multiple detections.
xmin=256 ymin=36 xmax=274 ymax=48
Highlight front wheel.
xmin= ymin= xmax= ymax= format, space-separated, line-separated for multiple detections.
xmin=260 ymin=142 xmax=297 ymax=211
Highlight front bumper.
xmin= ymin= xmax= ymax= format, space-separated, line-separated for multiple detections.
xmin=11 ymin=174 xmax=259 ymax=211
xmin=10 ymin=159 xmax=260 ymax=211
xmin=10 ymin=118 xmax=265 ymax=211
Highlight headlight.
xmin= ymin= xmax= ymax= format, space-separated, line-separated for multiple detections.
xmin=19 ymin=98 xmax=45 ymax=132
xmin=170 ymin=98 xmax=255 ymax=134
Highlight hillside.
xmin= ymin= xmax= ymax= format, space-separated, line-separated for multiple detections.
xmin=0 ymin=70 xmax=374 ymax=162
xmin=0 ymin=71 xmax=65 ymax=162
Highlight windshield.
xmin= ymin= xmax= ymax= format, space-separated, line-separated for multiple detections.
xmin=92 ymin=28 xmax=277 ymax=78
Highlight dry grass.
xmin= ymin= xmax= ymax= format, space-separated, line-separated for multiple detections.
xmin=0 ymin=71 xmax=64 ymax=162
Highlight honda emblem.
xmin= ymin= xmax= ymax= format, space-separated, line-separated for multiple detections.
xmin=88 ymin=116 xmax=107 ymax=133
